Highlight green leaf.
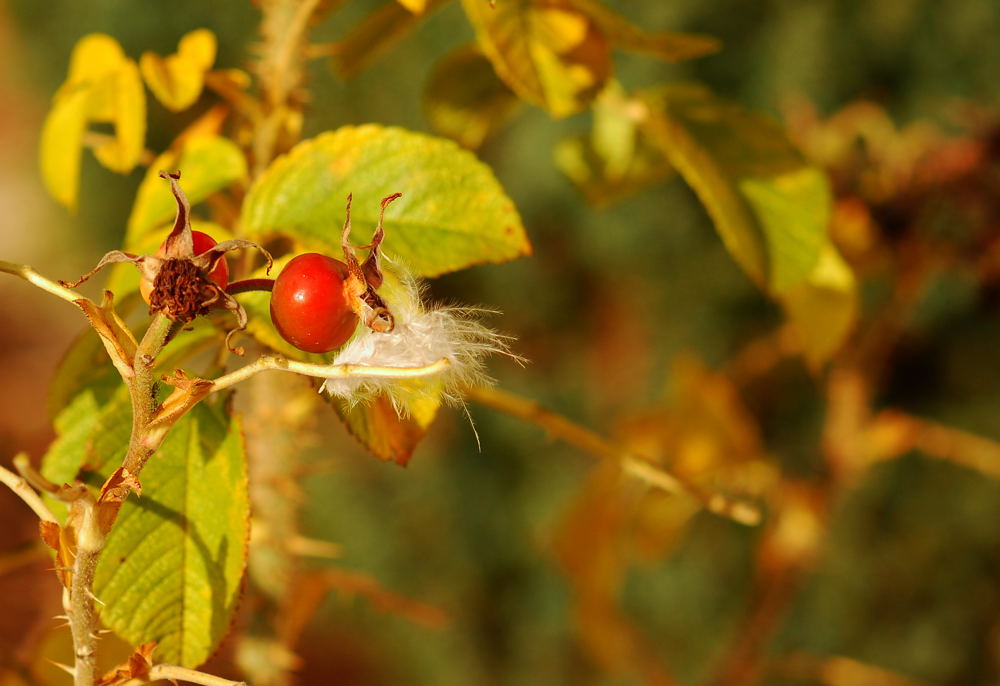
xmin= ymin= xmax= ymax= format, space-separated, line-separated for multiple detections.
xmin=555 ymin=85 xmax=673 ymax=208
xmin=242 ymin=125 xmax=531 ymax=277
xmin=639 ymin=84 xmax=830 ymax=292
xmin=460 ymin=0 xmax=611 ymax=117
xmin=93 ymin=404 xmax=248 ymax=667
xmin=780 ymin=243 xmax=857 ymax=370
xmin=42 ymin=351 xmax=248 ymax=666
xmin=127 ymin=135 xmax=247 ymax=242
xmin=424 ymin=45 xmax=521 ymax=150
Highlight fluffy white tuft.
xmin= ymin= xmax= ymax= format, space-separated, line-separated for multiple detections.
xmin=321 ymin=275 xmax=520 ymax=413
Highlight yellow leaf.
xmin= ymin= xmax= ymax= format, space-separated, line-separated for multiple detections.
xmin=461 ymin=0 xmax=611 ymax=117
xmin=90 ymin=58 xmax=146 ymax=172
xmin=39 ymin=86 xmax=90 ymax=211
xmin=57 ymin=34 xmax=127 ymax=106
xmin=395 ymin=0 xmax=428 ymax=13
xmin=140 ymin=28 xmax=217 ymax=111
xmin=39 ymin=33 xmax=147 ymax=209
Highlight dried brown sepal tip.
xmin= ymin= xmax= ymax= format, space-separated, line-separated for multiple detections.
xmin=341 ymin=192 xmax=402 ymax=334
xmin=61 ymin=171 xmax=273 ymax=355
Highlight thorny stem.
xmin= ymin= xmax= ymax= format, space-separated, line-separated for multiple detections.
xmin=122 ymin=314 xmax=178 ymax=476
xmin=69 ymin=500 xmax=101 ymax=686
xmin=252 ymin=0 xmax=322 ymax=178
xmin=466 ymin=386 xmax=762 ymax=526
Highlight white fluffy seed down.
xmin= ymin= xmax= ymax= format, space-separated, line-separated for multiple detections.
xmin=320 ymin=276 xmax=518 ymax=413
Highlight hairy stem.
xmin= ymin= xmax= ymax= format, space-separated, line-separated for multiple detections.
xmin=466 ymin=386 xmax=762 ymax=526
xmin=122 ymin=314 xmax=176 ymax=476
xmin=253 ymin=0 xmax=322 ymax=178
xmin=69 ymin=501 xmax=101 ymax=686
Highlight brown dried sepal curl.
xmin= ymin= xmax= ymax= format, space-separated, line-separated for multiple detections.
xmin=340 ymin=192 xmax=402 ymax=334
xmin=148 ymin=258 xmax=219 ymax=324
xmin=61 ymin=171 xmax=272 ymax=354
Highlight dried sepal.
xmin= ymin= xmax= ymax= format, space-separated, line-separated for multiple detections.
xmin=59 ymin=250 xmax=154 ymax=289
xmin=63 ymin=170 xmax=272 ymax=353
xmin=322 ymin=274 xmax=521 ymax=415
xmin=94 ymin=641 xmax=156 ymax=686
xmin=73 ymin=290 xmax=139 ymax=380
xmin=340 ymin=192 xmax=401 ymax=334
xmin=96 ymin=467 xmax=141 ymax=535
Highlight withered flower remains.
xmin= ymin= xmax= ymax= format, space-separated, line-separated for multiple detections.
xmin=62 ymin=171 xmax=271 ymax=351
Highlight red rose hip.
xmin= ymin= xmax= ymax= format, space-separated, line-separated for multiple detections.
xmin=270 ymin=253 xmax=360 ymax=353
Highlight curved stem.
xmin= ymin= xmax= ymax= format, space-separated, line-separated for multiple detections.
xmin=226 ymin=277 xmax=275 ymax=295
xmin=211 ymin=356 xmax=449 ymax=393
xmin=465 ymin=386 xmax=762 ymax=526
xmin=0 ymin=461 xmax=57 ymax=523
xmin=0 ymin=260 xmax=83 ymax=303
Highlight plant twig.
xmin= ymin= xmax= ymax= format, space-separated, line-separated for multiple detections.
xmin=126 ymin=665 xmax=247 ymax=686
xmin=466 ymin=386 xmax=762 ymax=526
xmin=0 ymin=260 xmax=84 ymax=303
xmin=870 ymin=409 xmax=1000 ymax=479
xmin=211 ymin=355 xmax=450 ymax=393
xmin=122 ymin=314 xmax=177 ymax=476
xmin=253 ymin=0 xmax=322 ymax=178
xmin=0 ymin=460 xmax=57 ymax=523
xmin=68 ymin=498 xmax=101 ymax=686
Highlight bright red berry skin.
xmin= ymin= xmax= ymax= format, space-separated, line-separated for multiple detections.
xmin=270 ymin=253 xmax=360 ymax=353
xmin=139 ymin=230 xmax=229 ymax=303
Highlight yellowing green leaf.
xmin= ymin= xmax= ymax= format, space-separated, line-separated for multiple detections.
xmin=331 ymin=391 xmax=441 ymax=465
xmin=567 ymin=0 xmax=719 ymax=62
xmin=461 ymin=0 xmax=611 ymax=117
xmin=639 ymin=84 xmax=830 ymax=292
xmin=424 ymin=45 xmax=521 ymax=149
xmin=780 ymin=243 xmax=858 ymax=370
xmin=94 ymin=404 xmax=247 ymax=666
xmin=140 ymin=29 xmax=217 ymax=111
xmin=395 ymin=0 xmax=428 ymax=13
xmin=41 ymin=364 xmax=248 ymax=666
xmin=127 ymin=135 xmax=247 ymax=241
xmin=39 ymin=33 xmax=148 ymax=209
xmin=242 ymin=125 xmax=531 ymax=277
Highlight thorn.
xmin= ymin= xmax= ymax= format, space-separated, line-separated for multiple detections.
xmin=46 ymin=659 xmax=75 ymax=676
xmin=52 ymin=614 xmax=69 ymax=621
xmin=87 ymin=589 xmax=106 ymax=606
